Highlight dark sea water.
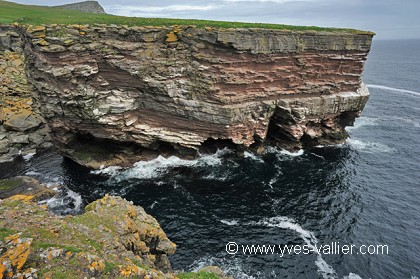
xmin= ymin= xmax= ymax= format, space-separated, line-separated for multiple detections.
xmin=1 ymin=39 xmax=419 ymax=279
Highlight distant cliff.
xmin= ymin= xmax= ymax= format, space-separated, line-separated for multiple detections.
xmin=0 ymin=24 xmax=373 ymax=167
xmin=54 ymin=1 xmax=106 ymax=14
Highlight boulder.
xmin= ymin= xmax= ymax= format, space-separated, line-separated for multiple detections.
xmin=0 ymin=176 xmax=56 ymax=200
xmin=3 ymin=110 xmax=42 ymax=132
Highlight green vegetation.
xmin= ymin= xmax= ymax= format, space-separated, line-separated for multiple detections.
xmin=0 ymin=0 xmax=372 ymax=34
xmin=104 ymin=262 xmax=118 ymax=274
xmin=0 ymin=227 xmax=17 ymax=241
xmin=177 ymin=272 xmax=221 ymax=279
xmin=0 ymin=178 xmax=19 ymax=190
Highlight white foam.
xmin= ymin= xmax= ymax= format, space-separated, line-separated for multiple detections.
xmin=220 ymin=219 xmax=239 ymax=226
xmin=149 ymin=201 xmax=158 ymax=209
xmin=343 ymin=273 xmax=363 ymax=279
xmin=268 ymin=166 xmax=283 ymax=188
xmin=266 ymin=146 xmax=304 ymax=158
xmin=99 ymin=148 xmax=232 ymax=180
xmin=190 ymin=256 xmax=255 ymax=279
xmin=367 ymin=84 xmax=420 ymax=97
xmin=346 ymin=139 xmax=395 ymax=153
xmin=254 ymin=216 xmax=336 ymax=278
xmin=315 ymin=143 xmax=344 ymax=148
xmin=22 ymin=152 xmax=36 ymax=161
xmin=309 ymin=152 xmax=326 ymax=160
xmin=243 ymin=151 xmax=264 ymax=163
xmin=253 ymin=216 xmax=366 ymax=279
xmin=47 ymin=189 xmax=83 ymax=215
xmin=346 ymin=117 xmax=378 ymax=131
xmin=91 ymin=165 xmax=123 ymax=176
xmin=25 ymin=170 xmax=41 ymax=176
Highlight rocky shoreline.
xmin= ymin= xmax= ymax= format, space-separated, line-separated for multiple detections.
xmin=0 ymin=177 xmax=229 ymax=279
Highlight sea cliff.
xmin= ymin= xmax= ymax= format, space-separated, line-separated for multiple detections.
xmin=1 ymin=24 xmax=373 ymax=167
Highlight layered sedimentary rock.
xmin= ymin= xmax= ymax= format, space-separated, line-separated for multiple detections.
xmin=18 ymin=24 xmax=372 ymax=167
xmin=0 ymin=26 xmax=51 ymax=162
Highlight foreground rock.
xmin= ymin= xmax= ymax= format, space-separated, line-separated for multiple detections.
xmin=0 ymin=176 xmax=56 ymax=200
xmin=0 ymin=184 xmax=228 ymax=278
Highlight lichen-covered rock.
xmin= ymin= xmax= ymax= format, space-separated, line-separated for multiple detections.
xmin=3 ymin=110 xmax=42 ymax=132
xmin=0 ymin=194 xmax=173 ymax=278
xmin=0 ymin=176 xmax=229 ymax=279
xmin=0 ymin=176 xmax=56 ymax=200
xmin=0 ymin=26 xmax=52 ymax=162
xmin=0 ymin=233 xmax=33 ymax=279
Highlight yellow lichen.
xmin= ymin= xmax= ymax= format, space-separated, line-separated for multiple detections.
xmin=89 ymin=260 xmax=105 ymax=272
xmin=165 ymin=31 xmax=178 ymax=43
xmin=6 ymin=195 xmax=35 ymax=203
xmin=0 ymin=234 xmax=32 ymax=273
xmin=119 ymin=264 xmax=145 ymax=277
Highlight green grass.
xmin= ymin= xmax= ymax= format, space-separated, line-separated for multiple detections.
xmin=0 ymin=0 xmax=373 ymax=34
xmin=104 ymin=262 xmax=118 ymax=274
xmin=0 ymin=227 xmax=17 ymax=241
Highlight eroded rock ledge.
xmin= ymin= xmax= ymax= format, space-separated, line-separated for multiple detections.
xmin=2 ymin=24 xmax=373 ymax=168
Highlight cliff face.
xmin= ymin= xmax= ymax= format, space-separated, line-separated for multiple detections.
xmin=19 ymin=24 xmax=372 ymax=167
xmin=0 ymin=26 xmax=51 ymax=162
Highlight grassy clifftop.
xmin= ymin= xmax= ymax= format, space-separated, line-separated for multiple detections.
xmin=0 ymin=0 xmax=373 ymax=34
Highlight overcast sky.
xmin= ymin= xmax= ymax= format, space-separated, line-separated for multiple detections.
xmin=12 ymin=0 xmax=420 ymax=39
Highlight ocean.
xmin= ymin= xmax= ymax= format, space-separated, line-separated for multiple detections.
xmin=1 ymin=39 xmax=419 ymax=278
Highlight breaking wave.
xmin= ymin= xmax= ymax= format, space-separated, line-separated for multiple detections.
xmin=92 ymin=148 xmax=233 ymax=180
xmin=220 ymin=219 xmax=240 ymax=226
xmin=265 ymin=146 xmax=304 ymax=157
xmin=367 ymin=84 xmax=420 ymax=97
xmin=346 ymin=117 xmax=379 ymax=130
xmin=45 ymin=188 xmax=83 ymax=215
xmin=253 ymin=216 xmax=363 ymax=279
xmin=253 ymin=216 xmax=337 ymax=279
xmin=346 ymin=139 xmax=396 ymax=153
xmin=189 ymin=256 xmax=255 ymax=279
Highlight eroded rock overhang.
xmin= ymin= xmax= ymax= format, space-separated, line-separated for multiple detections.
xmin=15 ymin=24 xmax=373 ymax=167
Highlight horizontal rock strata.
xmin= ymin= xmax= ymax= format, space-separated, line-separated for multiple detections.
xmin=3 ymin=24 xmax=373 ymax=167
